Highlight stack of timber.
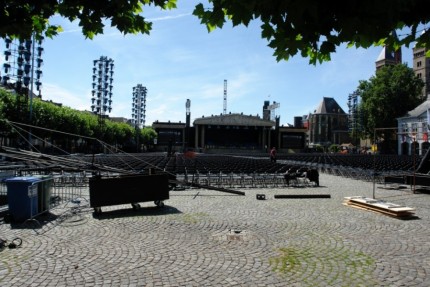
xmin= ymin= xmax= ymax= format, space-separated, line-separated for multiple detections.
xmin=344 ymin=196 xmax=416 ymax=219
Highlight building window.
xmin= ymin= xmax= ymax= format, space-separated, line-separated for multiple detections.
xmin=402 ymin=123 xmax=408 ymax=133
xmin=417 ymin=61 xmax=422 ymax=68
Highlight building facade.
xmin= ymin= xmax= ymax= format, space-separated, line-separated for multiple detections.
xmin=308 ymin=97 xmax=350 ymax=148
xmin=397 ymin=100 xmax=430 ymax=155
xmin=193 ymin=113 xmax=274 ymax=152
xmin=152 ymin=121 xmax=187 ymax=153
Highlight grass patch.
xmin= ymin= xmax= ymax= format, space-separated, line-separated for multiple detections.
xmin=269 ymin=246 xmax=377 ymax=286
xmin=181 ymin=212 xmax=209 ymax=224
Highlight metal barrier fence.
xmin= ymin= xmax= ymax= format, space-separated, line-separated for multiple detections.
xmin=50 ymin=172 xmax=89 ymax=209
xmin=0 ymin=170 xmax=88 ymax=223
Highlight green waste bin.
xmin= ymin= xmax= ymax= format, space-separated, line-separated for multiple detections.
xmin=34 ymin=175 xmax=53 ymax=213
xmin=5 ymin=176 xmax=40 ymax=222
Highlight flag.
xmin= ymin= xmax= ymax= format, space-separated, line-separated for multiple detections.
xmin=424 ymin=132 xmax=428 ymax=142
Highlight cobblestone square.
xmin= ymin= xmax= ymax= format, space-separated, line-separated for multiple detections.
xmin=1 ymin=173 xmax=429 ymax=286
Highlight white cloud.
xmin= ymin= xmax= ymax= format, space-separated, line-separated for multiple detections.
xmin=42 ymin=83 xmax=89 ymax=111
xmin=148 ymin=13 xmax=192 ymax=22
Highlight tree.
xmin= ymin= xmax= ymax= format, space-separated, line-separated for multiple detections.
xmin=1 ymin=0 xmax=430 ymax=64
xmin=328 ymin=144 xmax=340 ymax=153
xmin=141 ymin=127 xmax=157 ymax=144
xmin=0 ymin=91 xmax=8 ymax=146
xmin=357 ymin=64 xmax=424 ymax=152
xmin=0 ymin=88 xmax=156 ymax=153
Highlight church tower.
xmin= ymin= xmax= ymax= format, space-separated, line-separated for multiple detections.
xmin=412 ymin=32 xmax=430 ymax=100
xmin=375 ymin=31 xmax=402 ymax=71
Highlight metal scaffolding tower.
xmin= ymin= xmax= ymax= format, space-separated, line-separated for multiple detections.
xmin=131 ymin=84 xmax=147 ymax=128
xmin=267 ymin=101 xmax=281 ymax=121
xmin=347 ymin=91 xmax=361 ymax=146
xmin=91 ymin=56 xmax=114 ymax=116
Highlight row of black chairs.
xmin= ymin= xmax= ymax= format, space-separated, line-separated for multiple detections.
xmin=0 ymin=149 xmax=422 ymax=188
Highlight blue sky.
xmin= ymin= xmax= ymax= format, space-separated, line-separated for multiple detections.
xmin=1 ymin=1 xmax=415 ymax=126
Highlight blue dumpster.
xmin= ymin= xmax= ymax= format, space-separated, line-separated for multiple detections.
xmin=33 ymin=175 xmax=53 ymax=213
xmin=5 ymin=177 xmax=40 ymax=222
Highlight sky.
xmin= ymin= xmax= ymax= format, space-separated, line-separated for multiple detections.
xmin=0 ymin=1 xmax=416 ymax=127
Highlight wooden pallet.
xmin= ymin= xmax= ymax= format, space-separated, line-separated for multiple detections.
xmin=344 ymin=196 xmax=416 ymax=219
xmin=378 ymin=184 xmax=408 ymax=190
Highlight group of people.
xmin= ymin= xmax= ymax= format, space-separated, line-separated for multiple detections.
xmin=269 ymin=147 xmax=319 ymax=186
xmin=283 ymin=167 xmax=319 ymax=186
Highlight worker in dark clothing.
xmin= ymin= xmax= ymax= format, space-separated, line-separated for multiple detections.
xmin=305 ymin=168 xmax=320 ymax=186
xmin=284 ymin=169 xmax=295 ymax=186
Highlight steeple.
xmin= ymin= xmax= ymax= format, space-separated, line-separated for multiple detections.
xmin=375 ymin=30 xmax=402 ymax=71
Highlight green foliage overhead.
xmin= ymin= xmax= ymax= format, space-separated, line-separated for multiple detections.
xmin=0 ymin=0 xmax=177 ymax=39
xmin=194 ymin=1 xmax=430 ymax=64
xmin=357 ymin=64 xmax=425 ymax=140
xmin=1 ymin=0 xmax=430 ymax=64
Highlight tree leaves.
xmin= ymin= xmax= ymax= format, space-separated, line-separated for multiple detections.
xmin=193 ymin=0 xmax=430 ymax=64
xmin=357 ymin=64 xmax=425 ymax=141
xmin=1 ymin=0 xmax=430 ymax=64
xmin=1 ymin=0 xmax=176 ymax=39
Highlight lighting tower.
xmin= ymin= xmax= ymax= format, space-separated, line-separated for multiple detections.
xmin=131 ymin=84 xmax=147 ymax=128
xmin=223 ymin=79 xmax=227 ymax=115
xmin=186 ymin=99 xmax=191 ymax=126
xmin=185 ymin=99 xmax=191 ymax=151
xmin=91 ymin=56 xmax=114 ymax=116
xmin=2 ymin=36 xmax=44 ymax=95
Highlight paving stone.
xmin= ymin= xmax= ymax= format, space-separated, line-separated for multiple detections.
xmin=0 ymin=173 xmax=429 ymax=286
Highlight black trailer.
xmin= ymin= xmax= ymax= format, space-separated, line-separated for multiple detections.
xmin=89 ymin=172 xmax=170 ymax=214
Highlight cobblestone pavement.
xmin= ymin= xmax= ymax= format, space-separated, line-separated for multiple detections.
xmin=1 ymin=173 xmax=430 ymax=286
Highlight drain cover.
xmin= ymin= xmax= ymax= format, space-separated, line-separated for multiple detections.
xmin=213 ymin=229 xmax=252 ymax=243
xmin=227 ymin=229 xmax=245 ymax=241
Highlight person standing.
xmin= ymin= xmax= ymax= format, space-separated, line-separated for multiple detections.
xmin=270 ymin=147 xmax=277 ymax=163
